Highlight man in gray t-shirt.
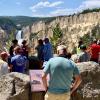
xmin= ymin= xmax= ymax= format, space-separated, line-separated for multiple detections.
xmin=78 ymin=45 xmax=90 ymax=62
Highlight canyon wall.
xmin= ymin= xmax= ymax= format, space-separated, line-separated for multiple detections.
xmin=0 ymin=21 xmax=16 ymax=52
xmin=23 ymin=12 xmax=100 ymax=52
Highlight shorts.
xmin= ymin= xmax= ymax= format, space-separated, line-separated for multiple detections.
xmin=45 ymin=92 xmax=70 ymax=100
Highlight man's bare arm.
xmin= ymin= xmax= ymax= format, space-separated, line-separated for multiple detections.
xmin=9 ymin=64 xmax=13 ymax=72
xmin=71 ymin=75 xmax=82 ymax=94
xmin=42 ymin=72 xmax=48 ymax=91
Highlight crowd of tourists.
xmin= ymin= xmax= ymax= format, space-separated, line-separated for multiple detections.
xmin=75 ymin=39 xmax=100 ymax=63
xmin=42 ymin=38 xmax=100 ymax=100
xmin=0 ymin=39 xmax=29 ymax=75
xmin=0 ymin=37 xmax=100 ymax=100
xmin=35 ymin=38 xmax=53 ymax=62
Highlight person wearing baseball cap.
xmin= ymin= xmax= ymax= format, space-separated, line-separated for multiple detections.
xmin=77 ymin=45 xmax=90 ymax=62
xmin=0 ymin=51 xmax=9 ymax=76
xmin=57 ymin=45 xmax=72 ymax=59
xmin=42 ymin=45 xmax=81 ymax=100
xmin=0 ymin=51 xmax=9 ymax=62
xmin=57 ymin=45 xmax=67 ymax=56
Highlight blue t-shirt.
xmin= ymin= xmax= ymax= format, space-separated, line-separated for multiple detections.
xmin=11 ymin=55 xmax=27 ymax=73
xmin=43 ymin=43 xmax=53 ymax=61
xmin=43 ymin=57 xmax=80 ymax=94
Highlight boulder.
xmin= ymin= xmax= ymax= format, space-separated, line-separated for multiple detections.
xmin=72 ymin=61 xmax=100 ymax=100
xmin=0 ymin=62 xmax=100 ymax=100
xmin=0 ymin=72 xmax=30 ymax=100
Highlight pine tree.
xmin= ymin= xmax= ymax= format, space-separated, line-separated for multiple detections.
xmin=50 ymin=23 xmax=62 ymax=52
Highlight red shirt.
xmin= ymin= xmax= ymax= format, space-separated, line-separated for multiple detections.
xmin=90 ymin=43 xmax=100 ymax=59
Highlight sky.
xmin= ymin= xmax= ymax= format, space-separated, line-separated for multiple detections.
xmin=0 ymin=0 xmax=100 ymax=17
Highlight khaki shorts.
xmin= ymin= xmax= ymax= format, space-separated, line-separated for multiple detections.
xmin=45 ymin=92 xmax=70 ymax=100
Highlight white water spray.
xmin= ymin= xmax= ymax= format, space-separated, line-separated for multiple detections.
xmin=16 ymin=30 xmax=23 ymax=46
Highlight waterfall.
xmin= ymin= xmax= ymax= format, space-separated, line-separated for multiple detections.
xmin=16 ymin=30 xmax=23 ymax=46
xmin=16 ymin=30 xmax=22 ymax=40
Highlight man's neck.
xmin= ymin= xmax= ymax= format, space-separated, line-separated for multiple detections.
xmin=59 ymin=54 xmax=68 ymax=58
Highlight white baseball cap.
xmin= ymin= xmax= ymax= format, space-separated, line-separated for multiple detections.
xmin=57 ymin=45 xmax=66 ymax=51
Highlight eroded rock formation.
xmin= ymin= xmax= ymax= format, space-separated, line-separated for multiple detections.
xmin=0 ymin=72 xmax=30 ymax=100
xmin=73 ymin=62 xmax=100 ymax=100
xmin=0 ymin=62 xmax=100 ymax=100
xmin=23 ymin=12 xmax=100 ymax=52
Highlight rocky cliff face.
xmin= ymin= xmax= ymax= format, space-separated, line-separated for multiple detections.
xmin=23 ymin=12 xmax=100 ymax=52
xmin=0 ymin=62 xmax=99 ymax=100
xmin=0 ymin=27 xmax=8 ymax=51
xmin=0 ymin=72 xmax=30 ymax=100
xmin=74 ymin=62 xmax=100 ymax=100
xmin=0 ymin=20 xmax=16 ymax=51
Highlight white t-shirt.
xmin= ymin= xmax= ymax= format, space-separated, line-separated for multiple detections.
xmin=0 ymin=60 xmax=8 ymax=76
